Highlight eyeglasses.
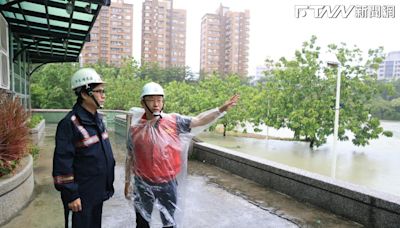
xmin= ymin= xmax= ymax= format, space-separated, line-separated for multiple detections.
xmin=92 ymin=89 xmax=106 ymax=95
xmin=144 ymin=98 xmax=164 ymax=103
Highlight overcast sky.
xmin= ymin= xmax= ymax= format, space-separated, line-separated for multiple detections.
xmin=124 ymin=0 xmax=400 ymax=76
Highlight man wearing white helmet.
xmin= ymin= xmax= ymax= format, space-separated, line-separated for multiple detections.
xmin=139 ymin=82 xmax=165 ymax=117
xmin=53 ymin=68 xmax=115 ymax=228
xmin=125 ymin=82 xmax=239 ymax=228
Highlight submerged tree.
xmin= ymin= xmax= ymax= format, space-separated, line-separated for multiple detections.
xmin=260 ymin=36 xmax=392 ymax=148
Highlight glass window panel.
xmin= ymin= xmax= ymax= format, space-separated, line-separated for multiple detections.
xmin=75 ymin=1 xmax=99 ymax=9
xmin=0 ymin=15 xmax=6 ymax=51
xmin=1 ymin=53 xmax=10 ymax=88
xmin=75 ymin=1 xmax=89 ymax=8
xmin=15 ymin=14 xmax=24 ymax=20
xmin=21 ymin=76 xmax=26 ymax=94
xmin=21 ymin=96 xmax=27 ymax=108
xmin=13 ymin=63 xmax=20 ymax=76
xmin=48 ymin=6 xmax=70 ymax=18
xmin=14 ymin=70 xmax=20 ymax=92
xmin=67 ymin=45 xmax=80 ymax=49
xmin=26 ymin=16 xmax=47 ymax=24
xmin=71 ymin=24 xmax=89 ymax=30
xmin=19 ymin=2 xmax=45 ymax=13
xmin=3 ymin=12 xmax=15 ymax=18
xmin=0 ymin=54 xmax=2 ymax=86
xmin=73 ymin=12 xmax=93 ymax=22
xmin=50 ymin=19 xmax=69 ymax=27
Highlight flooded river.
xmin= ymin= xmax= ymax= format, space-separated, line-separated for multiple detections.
xmin=198 ymin=120 xmax=400 ymax=197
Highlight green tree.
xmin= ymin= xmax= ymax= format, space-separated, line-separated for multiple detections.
xmin=31 ymin=63 xmax=78 ymax=108
xmin=164 ymin=75 xmax=254 ymax=136
xmin=100 ymin=58 xmax=143 ymax=110
xmin=119 ymin=58 xmax=141 ymax=79
xmin=87 ymin=61 xmax=120 ymax=79
xmin=389 ymin=97 xmax=400 ymax=119
xmin=370 ymin=97 xmax=394 ymax=119
xmin=261 ymin=36 xmax=391 ymax=148
xmin=139 ymin=62 xmax=193 ymax=83
xmin=370 ymin=79 xmax=400 ymax=120
xmin=164 ymin=81 xmax=197 ymax=115
xmin=103 ymin=75 xmax=145 ymax=110
xmin=195 ymin=75 xmax=251 ymax=136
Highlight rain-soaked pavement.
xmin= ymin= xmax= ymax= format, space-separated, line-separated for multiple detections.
xmin=2 ymin=125 xmax=362 ymax=228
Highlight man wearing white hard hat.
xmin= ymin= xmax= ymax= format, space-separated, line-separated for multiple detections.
xmin=53 ymin=68 xmax=115 ymax=228
xmin=125 ymin=82 xmax=239 ymax=228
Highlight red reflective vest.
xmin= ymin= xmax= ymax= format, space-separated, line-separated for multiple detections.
xmin=130 ymin=114 xmax=182 ymax=183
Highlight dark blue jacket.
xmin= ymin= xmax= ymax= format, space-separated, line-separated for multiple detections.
xmin=52 ymin=103 xmax=115 ymax=206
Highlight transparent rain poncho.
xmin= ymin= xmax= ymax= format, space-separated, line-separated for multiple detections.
xmin=125 ymin=107 xmax=225 ymax=227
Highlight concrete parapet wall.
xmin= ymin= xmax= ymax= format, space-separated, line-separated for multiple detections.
xmin=31 ymin=109 xmax=128 ymax=130
xmin=115 ymin=114 xmax=128 ymax=138
xmin=0 ymin=155 xmax=34 ymax=226
xmin=31 ymin=109 xmax=70 ymax=124
xmin=192 ymin=142 xmax=400 ymax=228
xmin=29 ymin=119 xmax=45 ymax=146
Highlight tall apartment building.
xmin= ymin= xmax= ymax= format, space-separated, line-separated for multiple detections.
xmin=378 ymin=51 xmax=400 ymax=80
xmin=141 ymin=0 xmax=186 ymax=68
xmin=81 ymin=0 xmax=133 ymax=66
xmin=200 ymin=5 xmax=250 ymax=77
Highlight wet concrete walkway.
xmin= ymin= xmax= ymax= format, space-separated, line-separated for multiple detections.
xmin=2 ymin=126 xmax=362 ymax=228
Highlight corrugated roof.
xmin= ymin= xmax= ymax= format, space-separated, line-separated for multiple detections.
xmin=0 ymin=0 xmax=110 ymax=63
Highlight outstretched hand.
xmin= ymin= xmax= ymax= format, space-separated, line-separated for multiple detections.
xmin=219 ymin=94 xmax=240 ymax=113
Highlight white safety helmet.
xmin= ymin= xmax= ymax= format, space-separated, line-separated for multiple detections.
xmin=71 ymin=68 xmax=105 ymax=90
xmin=140 ymin=82 xmax=165 ymax=100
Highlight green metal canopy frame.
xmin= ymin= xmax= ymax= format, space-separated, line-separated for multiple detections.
xmin=0 ymin=0 xmax=110 ymax=64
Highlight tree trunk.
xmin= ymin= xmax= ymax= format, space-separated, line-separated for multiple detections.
xmin=223 ymin=124 xmax=227 ymax=137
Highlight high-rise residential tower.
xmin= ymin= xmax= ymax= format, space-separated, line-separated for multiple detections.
xmin=141 ymin=0 xmax=186 ymax=68
xmin=200 ymin=5 xmax=250 ymax=77
xmin=378 ymin=51 xmax=400 ymax=80
xmin=81 ymin=0 xmax=133 ymax=66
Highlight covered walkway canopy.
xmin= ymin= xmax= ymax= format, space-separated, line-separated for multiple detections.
xmin=0 ymin=0 xmax=110 ymax=64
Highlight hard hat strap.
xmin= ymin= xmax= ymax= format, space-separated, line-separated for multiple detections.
xmin=143 ymin=99 xmax=164 ymax=118
xmin=86 ymin=85 xmax=103 ymax=109
xmin=91 ymin=96 xmax=103 ymax=109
